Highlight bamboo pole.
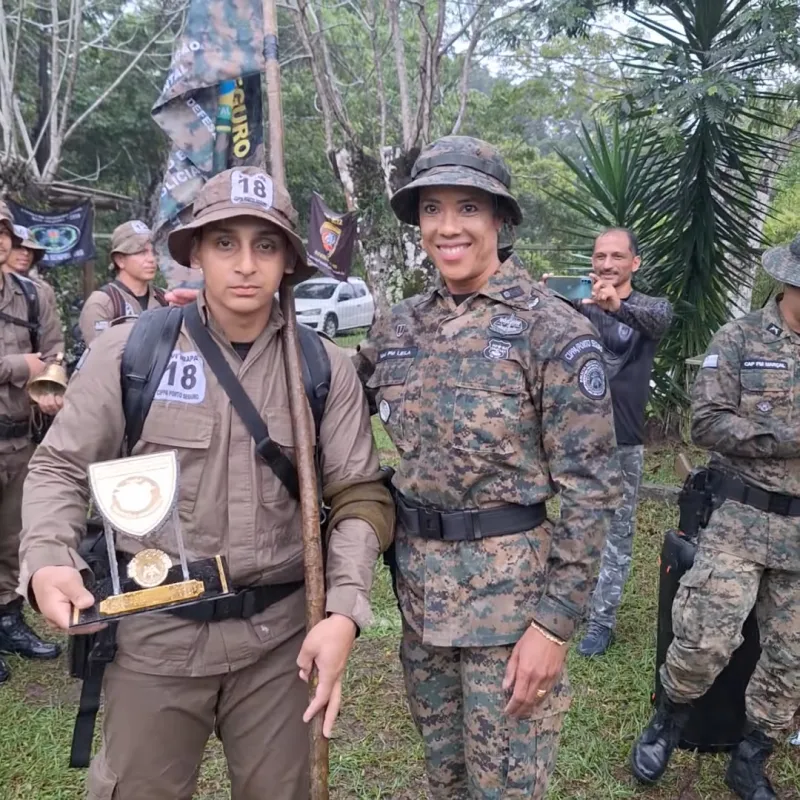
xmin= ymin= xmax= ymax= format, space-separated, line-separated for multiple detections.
xmin=262 ymin=0 xmax=329 ymax=796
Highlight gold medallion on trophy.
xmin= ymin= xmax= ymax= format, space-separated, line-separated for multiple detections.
xmin=127 ymin=548 xmax=173 ymax=589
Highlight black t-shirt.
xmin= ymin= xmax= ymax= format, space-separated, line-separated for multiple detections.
xmin=135 ymin=292 xmax=149 ymax=312
xmin=579 ymin=291 xmax=673 ymax=446
xmin=451 ymin=293 xmax=473 ymax=306
xmin=231 ymin=341 xmax=254 ymax=361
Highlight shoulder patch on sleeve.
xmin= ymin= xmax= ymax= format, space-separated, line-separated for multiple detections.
xmin=702 ymin=354 xmax=719 ymax=369
xmin=94 ymin=320 xmax=110 ymax=332
xmin=578 ymin=358 xmax=607 ymax=399
xmin=559 ymin=335 xmax=604 ymax=365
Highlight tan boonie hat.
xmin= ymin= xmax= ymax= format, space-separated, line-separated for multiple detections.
xmin=762 ymin=232 xmax=800 ymax=289
xmin=13 ymin=224 xmax=46 ymax=264
xmin=0 ymin=201 xmax=22 ymax=245
xmin=167 ymin=167 xmax=315 ymax=285
xmin=111 ymin=220 xmax=153 ymax=257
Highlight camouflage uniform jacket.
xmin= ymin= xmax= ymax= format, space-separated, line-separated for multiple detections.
xmin=355 ymin=256 xmax=621 ymax=648
xmin=692 ymin=297 xmax=800 ymax=498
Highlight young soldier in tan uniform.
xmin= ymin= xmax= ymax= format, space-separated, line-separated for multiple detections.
xmin=0 ymin=204 xmax=64 ymax=684
xmin=5 ymin=225 xmax=59 ymax=314
xmin=19 ymin=167 xmax=394 ymax=800
xmin=78 ymin=220 xmax=166 ymax=345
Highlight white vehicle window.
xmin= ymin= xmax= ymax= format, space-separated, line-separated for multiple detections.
xmin=354 ymin=285 xmax=367 ymax=298
xmin=339 ymin=285 xmax=355 ymax=301
xmin=294 ymin=283 xmax=336 ymax=300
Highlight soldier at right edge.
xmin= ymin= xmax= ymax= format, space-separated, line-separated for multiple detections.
xmin=631 ymin=234 xmax=800 ymax=799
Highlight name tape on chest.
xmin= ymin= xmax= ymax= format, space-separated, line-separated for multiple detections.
xmin=741 ymin=359 xmax=789 ymax=371
xmin=378 ymin=347 xmax=418 ymax=362
xmin=489 ymin=314 xmax=529 ymax=337
xmin=231 ymin=169 xmax=274 ymax=210
xmin=501 ymin=286 xmax=524 ymax=300
xmin=559 ymin=336 xmax=604 ymax=364
xmin=155 ymin=351 xmax=207 ymax=404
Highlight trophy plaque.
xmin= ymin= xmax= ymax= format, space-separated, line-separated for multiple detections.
xmin=70 ymin=451 xmax=233 ymax=629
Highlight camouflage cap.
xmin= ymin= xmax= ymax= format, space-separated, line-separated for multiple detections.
xmin=762 ymin=233 xmax=800 ymax=289
xmin=391 ymin=136 xmax=523 ymax=227
xmin=12 ymin=224 xmax=46 ymax=263
xmin=0 ymin=201 xmax=22 ymax=245
xmin=167 ymin=167 xmax=314 ymax=285
xmin=111 ymin=220 xmax=153 ymax=256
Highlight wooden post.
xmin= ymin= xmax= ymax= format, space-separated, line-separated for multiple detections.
xmin=262 ymin=0 xmax=330 ymax=797
xmin=82 ymin=260 xmax=95 ymax=300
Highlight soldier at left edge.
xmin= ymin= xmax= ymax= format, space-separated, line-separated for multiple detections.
xmin=0 ymin=201 xmax=64 ymax=684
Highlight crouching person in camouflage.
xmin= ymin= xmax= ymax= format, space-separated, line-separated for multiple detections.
xmin=354 ymin=136 xmax=621 ymax=799
xmin=631 ymin=235 xmax=800 ymax=799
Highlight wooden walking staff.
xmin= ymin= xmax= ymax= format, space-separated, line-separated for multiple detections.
xmin=261 ymin=0 xmax=330 ymax=797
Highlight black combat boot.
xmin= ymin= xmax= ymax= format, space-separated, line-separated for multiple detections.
xmin=725 ymin=725 xmax=777 ymax=800
xmin=0 ymin=599 xmax=61 ymax=660
xmin=0 ymin=654 xmax=9 ymax=683
xmin=630 ymin=696 xmax=692 ymax=784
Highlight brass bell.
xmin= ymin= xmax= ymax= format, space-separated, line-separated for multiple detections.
xmin=28 ymin=352 xmax=68 ymax=403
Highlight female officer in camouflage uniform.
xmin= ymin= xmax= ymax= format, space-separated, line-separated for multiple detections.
xmin=354 ymin=136 xmax=621 ymax=799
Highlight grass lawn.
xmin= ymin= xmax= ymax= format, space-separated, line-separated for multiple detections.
xmin=1 ymin=437 xmax=797 ymax=799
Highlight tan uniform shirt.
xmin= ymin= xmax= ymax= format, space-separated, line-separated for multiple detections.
xmin=79 ymin=281 xmax=164 ymax=346
xmin=20 ymin=298 xmax=381 ymax=677
xmin=0 ymin=272 xmax=64 ymax=452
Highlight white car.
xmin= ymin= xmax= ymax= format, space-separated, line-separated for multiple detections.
xmin=294 ymin=277 xmax=375 ymax=338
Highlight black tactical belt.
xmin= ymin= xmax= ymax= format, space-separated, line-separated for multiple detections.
xmin=168 ymin=580 xmax=304 ymax=622
xmin=397 ymin=494 xmax=547 ymax=541
xmin=0 ymin=416 xmax=29 ymax=440
xmin=710 ymin=471 xmax=800 ymax=517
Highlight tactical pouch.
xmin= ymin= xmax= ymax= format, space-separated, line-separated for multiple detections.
xmin=677 ymin=467 xmax=714 ymax=541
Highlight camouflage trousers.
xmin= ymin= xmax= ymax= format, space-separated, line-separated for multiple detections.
xmin=587 ymin=444 xmax=644 ymax=630
xmin=661 ymin=503 xmax=800 ymax=738
xmin=400 ymin=623 xmax=566 ymax=799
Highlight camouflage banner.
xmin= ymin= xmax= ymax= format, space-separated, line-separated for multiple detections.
xmin=152 ymin=0 xmax=265 ymax=287
xmin=307 ymin=193 xmax=358 ymax=281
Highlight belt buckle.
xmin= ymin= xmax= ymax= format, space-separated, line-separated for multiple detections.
xmin=417 ymin=507 xmax=443 ymax=539
xmin=768 ymin=493 xmax=792 ymax=516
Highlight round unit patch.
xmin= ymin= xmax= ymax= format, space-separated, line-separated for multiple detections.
xmin=489 ymin=314 xmax=529 ymax=337
xmin=379 ymin=399 xmax=391 ymax=423
xmin=579 ymin=359 xmax=607 ymax=399
xmin=756 ymin=400 xmax=773 ymax=415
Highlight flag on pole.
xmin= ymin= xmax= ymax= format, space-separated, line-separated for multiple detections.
xmin=152 ymin=0 xmax=265 ymax=287
xmin=306 ymin=193 xmax=358 ymax=280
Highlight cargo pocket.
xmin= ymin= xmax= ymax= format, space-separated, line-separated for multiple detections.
xmin=739 ymin=365 xmax=794 ymax=422
xmin=136 ymin=407 xmax=214 ymax=515
xmin=87 ymin=751 xmax=118 ymax=800
xmin=502 ymin=712 xmax=566 ymax=797
xmin=672 ymin=566 xmax=713 ymax=645
xmin=453 ymin=358 xmax=524 ymax=455
xmin=366 ymin=359 xmax=417 ymax=451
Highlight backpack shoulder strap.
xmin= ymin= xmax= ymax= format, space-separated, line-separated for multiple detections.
xmin=296 ymin=324 xmax=331 ymax=439
xmin=101 ymin=283 xmax=127 ymax=321
xmin=120 ymin=306 xmax=184 ymax=454
xmin=9 ymin=272 xmax=40 ymax=351
xmin=152 ymin=286 xmax=168 ymax=307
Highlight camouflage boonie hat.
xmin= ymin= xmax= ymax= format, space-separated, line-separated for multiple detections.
xmin=168 ymin=167 xmax=314 ymax=285
xmin=391 ymin=136 xmax=523 ymax=227
xmin=762 ymin=233 xmax=800 ymax=288
xmin=12 ymin=225 xmax=46 ymax=264
xmin=111 ymin=220 xmax=153 ymax=256
xmin=0 ymin=201 xmax=22 ymax=245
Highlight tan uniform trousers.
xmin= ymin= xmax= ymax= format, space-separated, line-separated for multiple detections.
xmin=87 ymin=629 xmax=310 ymax=800
xmin=0 ymin=443 xmax=33 ymax=605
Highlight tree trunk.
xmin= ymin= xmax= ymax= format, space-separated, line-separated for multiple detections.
xmin=34 ymin=7 xmax=51 ymax=174
xmin=728 ymin=122 xmax=800 ymax=317
xmin=332 ymin=142 xmax=432 ymax=319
